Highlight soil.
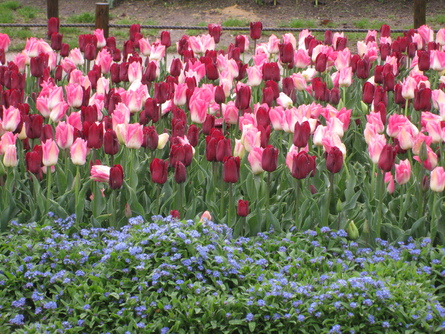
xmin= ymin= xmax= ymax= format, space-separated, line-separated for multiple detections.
xmin=14 ymin=0 xmax=443 ymax=49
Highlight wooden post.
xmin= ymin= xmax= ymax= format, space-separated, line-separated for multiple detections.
xmin=414 ymin=0 xmax=426 ymax=28
xmin=96 ymin=3 xmax=109 ymax=38
xmin=47 ymin=0 xmax=59 ymax=19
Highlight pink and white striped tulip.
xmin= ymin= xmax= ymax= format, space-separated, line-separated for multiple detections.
xmin=3 ymin=144 xmax=17 ymax=167
xmin=55 ymin=121 xmax=74 ymax=149
xmin=1 ymin=106 xmax=21 ymax=132
xmin=90 ymin=165 xmax=111 ymax=183
xmin=70 ymin=138 xmax=88 ymax=166
xmin=248 ymin=146 xmax=265 ymax=174
xmin=395 ymin=159 xmax=411 ymax=185
xmin=42 ymin=138 xmax=59 ymax=167
xmin=65 ymin=83 xmax=83 ymax=108
xmin=431 ymin=166 xmax=445 ymax=192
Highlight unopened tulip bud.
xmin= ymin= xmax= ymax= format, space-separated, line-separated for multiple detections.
xmin=237 ymin=199 xmax=249 ymax=217
xmin=346 ymin=220 xmax=359 ymax=240
xmin=109 ymin=164 xmax=124 ymax=190
xmin=336 ymin=199 xmax=343 ymax=213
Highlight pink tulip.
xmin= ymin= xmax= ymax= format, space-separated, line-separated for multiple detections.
xmin=222 ymin=101 xmax=239 ymax=125
xmin=65 ymin=83 xmax=83 ymax=108
xmin=386 ymin=114 xmax=411 ymax=138
xmin=128 ymin=61 xmax=142 ymax=83
xmin=0 ymin=132 xmax=17 ymax=153
xmin=396 ymin=126 xmax=417 ymax=150
xmin=414 ymin=146 xmax=438 ymax=171
xmin=430 ymin=166 xmax=445 ymax=192
xmin=412 ymin=133 xmax=433 ymax=155
xmin=246 ymin=65 xmax=263 ymax=87
xmin=417 ymin=25 xmax=434 ymax=44
xmin=70 ymin=138 xmax=88 ymax=165
xmin=2 ymin=143 xmax=17 ymax=168
xmin=94 ymin=29 xmax=106 ymax=48
xmin=124 ymin=123 xmax=144 ymax=149
xmin=95 ymin=48 xmax=113 ymax=74
xmin=173 ymin=83 xmax=188 ymax=106
xmin=233 ymin=139 xmax=246 ymax=159
xmin=430 ymin=50 xmax=445 ymax=72
xmin=384 ymin=172 xmax=395 ymax=194
xmin=338 ymin=67 xmax=353 ymax=87
xmin=200 ymin=210 xmax=212 ymax=223
xmin=291 ymin=73 xmax=307 ymax=91
xmin=42 ymin=138 xmax=59 ymax=167
xmin=277 ymin=92 xmax=293 ymax=109
xmin=189 ymin=90 xmax=209 ymax=124
xmin=0 ymin=33 xmax=11 ymax=52
xmin=55 ymin=121 xmax=74 ymax=149
xmin=1 ymin=106 xmax=21 ymax=132
xmin=294 ymin=49 xmax=311 ymax=69
xmin=90 ymin=165 xmax=111 ymax=183
xmin=401 ymin=76 xmax=417 ymax=100
xmin=149 ymin=43 xmax=166 ymax=61
xmin=395 ymin=159 xmax=411 ymax=185
xmin=68 ymin=48 xmax=84 ymax=66
xmin=248 ymin=146 xmax=264 ymax=174
xmin=334 ymin=48 xmax=351 ymax=70
xmin=241 ymin=124 xmax=261 ymax=152
xmin=50 ymin=101 xmax=69 ymax=123
xmin=368 ymin=134 xmax=386 ymax=164
xmin=436 ymin=28 xmax=445 ymax=45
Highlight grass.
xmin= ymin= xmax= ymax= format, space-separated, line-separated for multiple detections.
xmin=353 ymin=18 xmax=386 ymax=30
xmin=186 ymin=22 xmax=207 ymax=36
xmin=0 ymin=0 xmax=20 ymax=10
xmin=66 ymin=12 xmax=95 ymax=24
xmin=222 ymin=18 xmax=249 ymax=27
xmin=17 ymin=6 xmax=39 ymax=20
xmin=430 ymin=14 xmax=445 ymax=26
xmin=280 ymin=18 xmax=317 ymax=29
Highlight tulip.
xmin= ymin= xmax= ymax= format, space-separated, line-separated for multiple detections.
xmin=215 ymin=138 xmax=232 ymax=162
xmin=325 ymin=146 xmax=343 ymax=174
xmin=87 ymin=122 xmax=104 ymax=149
xmin=237 ymin=199 xmax=249 ymax=217
xmin=223 ymin=156 xmax=241 ymax=183
xmin=235 ymin=85 xmax=251 ymax=110
xmin=249 ymin=22 xmax=262 ymax=40
xmin=430 ymin=166 xmax=445 ymax=192
xmin=395 ymin=159 xmax=411 ymax=185
xmin=291 ymin=151 xmax=316 ymax=180
xmin=42 ymin=138 xmax=59 ymax=167
xmin=26 ymin=150 xmax=42 ymax=177
xmin=90 ymin=165 xmax=111 ymax=183
xmin=262 ymin=62 xmax=280 ymax=82
xmin=108 ymin=164 xmax=124 ymax=190
xmin=55 ymin=121 xmax=74 ymax=149
xmin=25 ymin=114 xmax=43 ymax=139
xmin=150 ymin=158 xmax=168 ymax=184
xmin=174 ymin=161 xmax=187 ymax=184
xmin=2 ymin=106 xmax=21 ymax=132
xmin=3 ymin=144 xmax=17 ymax=167
xmin=70 ymin=138 xmax=88 ymax=166
xmin=262 ymin=145 xmax=278 ymax=172
xmin=293 ymin=121 xmax=311 ymax=148
xmin=377 ymin=144 xmax=396 ymax=172
xmin=208 ymin=24 xmax=222 ymax=44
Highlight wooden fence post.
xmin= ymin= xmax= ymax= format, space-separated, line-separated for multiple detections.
xmin=95 ymin=3 xmax=109 ymax=38
xmin=47 ymin=0 xmax=59 ymax=19
xmin=414 ymin=0 xmax=426 ymax=28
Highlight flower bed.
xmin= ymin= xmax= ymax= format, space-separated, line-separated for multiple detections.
xmin=1 ymin=215 xmax=444 ymax=333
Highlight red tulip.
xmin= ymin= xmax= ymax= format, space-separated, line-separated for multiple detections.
xmin=262 ymin=62 xmax=280 ymax=82
xmin=26 ymin=150 xmax=42 ymax=178
xmin=293 ymin=121 xmax=311 ymax=148
xmin=235 ymin=85 xmax=251 ymax=110
xmin=51 ymin=33 xmax=63 ymax=51
xmin=291 ymin=152 xmax=316 ymax=179
xmin=262 ymin=145 xmax=278 ymax=172
xmin=237 ymin=199 xmax=249 ymax=217
xmin=223 ymin=156 xmax=241 ymax=183
xmin=413 ymin=87 xmax=432 ymax=111
xmin=103 ymin=129 xmax=119 ymax=156
xmin=279 ymin=43 xmax=294 ymax=64
xmin=208 ymin=24 xmax=222 ymax=44
xmin=417 ymin=50 xmax=430 ymax=71
xmin=150 ymin=158 xmax=168 ymax=184
xmin=160 ymin=31 xmax=171 ymax=48
xmin=143 ymin=98 xmax=160 ymax=124
xmin=169 ymin=58 xmax=182 ymax=77
xmin=25 ymin=114 xmax=43 ymax=139
xmin=380 ymin=24 xmax=391 ymax=38
xmin=315 ymin=53 xmax=327 ymax=73
xmin=142 ymin=126 xmax=159 ymax=151
xmin=325 ymin=146 xmax=343 ymax=174
xmin=174 ymin=161 xmax=187 ymax=184
xmin=362 ymin=82 xmax=375 ymax=105
xmin=47 ymin=17 xmax=59 ymax=39
xmin=250 ymin=21 xmax=262 ymax=40
xmin=109 ymin=164 xmax=124 ymax=190
xmin=216 ymin=138 xmax=232 ymax=162
xmin=378 ymin=144 xmax=396 ymax=172
xmin=87 ymin=122 xmax=103 ymax=149
xmin=214 ymin=85 xmax=225 ymax=105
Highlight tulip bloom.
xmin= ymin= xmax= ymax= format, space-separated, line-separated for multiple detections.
xmin=3 ymin=144 xmax=17 ymax=167
xmin=109 ymin=164 xmax=124 ymax=190
xmin=262 ymin=145 xmax=278 ymax=172
xmin=250 ymin=21 xmax=262 ymax=40
xmin=377 ymin=144 xmax=396 ymax=172
xmin=237 ymin=199 xmax=249 ymax=217
xmin=325 ymin=146 xmax=343 ymax=174
xmin=395 ymin=159 xmax=411 ymax=185
xmin=90 ymin=165 xmax=111 ymax=183
xmin=150 ymin=158 xmax=168 ymax=184
xmin=223 ymin=156 xmax=241 ymax=183
xmin=70 ymin=138 xmax=88 ymax=166
xmin=247 ymin=147 xmax=264 ymax=174
xmin=291 ymin=151 xmax=316 ymax=179
xmin=430 ymin=166 xmax=445 ymax=192
xmin=26 ymin=150 xmax=42 ymax=177
xmin=293 ymin=121 xmax=311 ymax=148
xmin=174 ymin=161 xmax=187 ymax=184
xmin=42 ymin=138 xmax=59 ymax=167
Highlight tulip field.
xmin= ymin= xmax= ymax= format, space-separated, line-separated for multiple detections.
xmin=2 ymin=17 xmax=445 ymax=333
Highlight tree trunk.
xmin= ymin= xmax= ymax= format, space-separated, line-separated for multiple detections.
xmin=414 ymin=0 xmax=427 ymax=28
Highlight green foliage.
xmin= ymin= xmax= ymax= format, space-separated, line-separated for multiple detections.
xmin=222 ymin=18 xmax=249 ymax=27
xmin=280 ymin=18 xmax=317 ymax=29
xmin=0 ymin=0 xmax=20 ymax=10
xmin=353 ymin=18 xmax=386 ymax=30
xmin=17 ymin=6 xmax=39 ymax=19
xmin=1 ymin=216 xmax=444 ymax=333
xmin=67 ymin=12 xmax=95 ymax=24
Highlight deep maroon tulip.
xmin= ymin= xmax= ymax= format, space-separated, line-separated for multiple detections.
xmin=324 ymin=30 xmax=333 ymax=45
xmin=235 ymin=35 xmax=247 ymax=53
xmin=373 ymin=85 xmax=387 ymax=108
xmin=208 ymin=24 xmax=222 ymax=44
xmin=150 ymin=158 xmax=168 ymax=184
xmin=214 ymin=85 xmax=225 ymax=105
xmin=379 ymin=43 xmax=391 ymax=61
xmin=279 ymin=43 xmax=294 ymax=64
xmin=315 ymin=53 xmax=327 ymax=73
xmin=103 ymin=129 xmax=119 ymax=156
xmin=375 ymin=101 xmax=387 ymax=124
xmin=25 ymin=114 xmax=43 ymax=139
xmin=236 ymin=61 xmax=247 ymax=81
xmin=174 ymin=161 xmax=187 ymax=184
xmin=26 ymin=150 xmax=42 ymax=178
xmin=414 ymin=87 xmax=432 ymax=111
xmin=265 ymin=80 xmax=280 ymax=100
xmin=110 ymin=63 xmax=121 ymax=84
xmin=383 ymin=72 xmax=395 ymax=91
xmin=330 ymin=87 xmax=340 ymax=105
xmin=170 ymin=210 xmax=180 ymax=219
xmin=356 ymin=59 xmax=370 ymax=79
xmin=81 ymin=105 xmax=98 ymax=124
xmin=106 ymin=36 xmax=116 ymax=49
xmin=160 ymin=31 xmax=171 ymax=48
xmin=84 ymin=43 xmax=97 ymax=61
xmin=172 ymin=118 xmax=186 ymax=138
xmin=250 ymin=21 xmax=262 ymax=40
xmin=325 ymin=146 xmax=343 ymax=174
xmin=293 ymin=121 xmax=311 ymax=148
xmin=119 ymin=62 xmax=129 ymax=82
xmin=54 ymin=65 xmax=63 ymax=82
xmin=262 ymin=62 xmax=280 ymax=82
xmin=261 ymin=87 xmax=274 ymax=107
xmin=205 ymin=136 xmax=218 ymax=162
xmin=282 ymin=77 xmax=295 ymax=99
xmin=378 ymin=144 xmax=396 ymax=172
xmin=374 ymin=65 xmax=384 ymax=84
xmin=307 ymin=38 xmax=321 ymax=58
xmin=142 ymin=126 xmax=158 ymax=151
xmin=169 ymin=58 xmax=183 ymax=77
xmin=256 ymin=105 xmax=270 ymax=128
xmin=60 ymin=43 xmax=70 ymax=57
xmin=129 ymin=24 xmax=141 ymax=42
xmin=87 ymin=122 xmax=103 ymax=149
xmin=143 ymin=61 xmax=158 ymax=83
xmin=336 ymin=37 xmax=347 ymax=51
xmin=177 ymin=35 xmax=189 ymax=56
xmin=227 ymin=45 xmax=241 ymax=61
xmin=262 ymin=145 xmax=278 ymax=172
xmin=223 ymin=156 xmax=241 ymax=183
xmin=144 ymin=98 xmax=160 ymax=124
xmin=312 ymin=77 xmax=326 ymax=101
xmin=154 ymin=82 xmax=171 ymax=104
xmin=235 ymin=85 xmax=251 ymax=110
xmin=394 ymin=84 xmax=406 ymax=106
xmin=350 ymin=54 xmax=360 ymax=73
xmin=170 ymin=144 xmax=185 ymax=167
xmin=237 ymin=199 xmax=249 ymax=217
xmin=51 ymin=33 xmax=63 ymax=51
xmin=47 ymin=17 xmax=59 ymax=39
xmin=30 ymin=55 xmax=45 ymax=78
xmin=40 ymin=124 xmax=53 ymax=143
xmin=408 ymin=42 xmax=417 ymax=58
xmin=258 ymin=124 xmax=271 ymax=148
xmin=202 ymin=114 xmax=215 ymax=136
xmin=205 ymin=62 xmax=219 ymax=81
xmin=417 ymin=50 xmax=430 ymax=71
xmin=216 ymin=138 xmax=232 ymax=162
xmin=292 ymin=151 xmax=316 ymax=180
xmin=109 ymin=164 xmax=124 ymax=190
xmin=187 ymin=124 xmax=199 ymax=147
xmin=380 ymin=24 xmax=391 ymax=38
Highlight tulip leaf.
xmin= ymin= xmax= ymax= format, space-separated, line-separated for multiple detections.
xmin=0 ymin=190 xmax=18 ymax=231
xmin=265 ymin=209 xmax=281 ymax=233
xmin=342 ymin=191 xmax=361 ymax=212
xmin=123 ymin=180 xmax=145 ymax=216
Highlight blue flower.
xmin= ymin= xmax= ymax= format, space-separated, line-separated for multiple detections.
xmin=9 ymin=314 xmax=24 ymax=326
xmin=246 ymin=313 xmax=254 ymax=321
xmin=329 ymin=324 xmax=342 ymax=333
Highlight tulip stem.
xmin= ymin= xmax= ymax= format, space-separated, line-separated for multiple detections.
xmin=228 ymin=183 xmax=234 ymax=227
xmin=177 ymin=182 xmax=184 ymax=217
xmin=266 ymin=172 xmax=271 ymax=210
xmin=46 ymin=167 xmax=52 ymax=215
xmin=322 ymin=172 xmax=335 ymax=227
xmin=376 ymin=168 xmax=384 ymax=239
xmin=431 ymin=192 xmax=439 ymax=246
xmin=111 ymin=190 xmax=117 ymax=228
xmin=74 ymin=166 xmax=80 ymax=224
xmin=295 ymin=178 xmax=301 ymax=231
xmin=156 ymin=184 xmax=161 ymax=216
